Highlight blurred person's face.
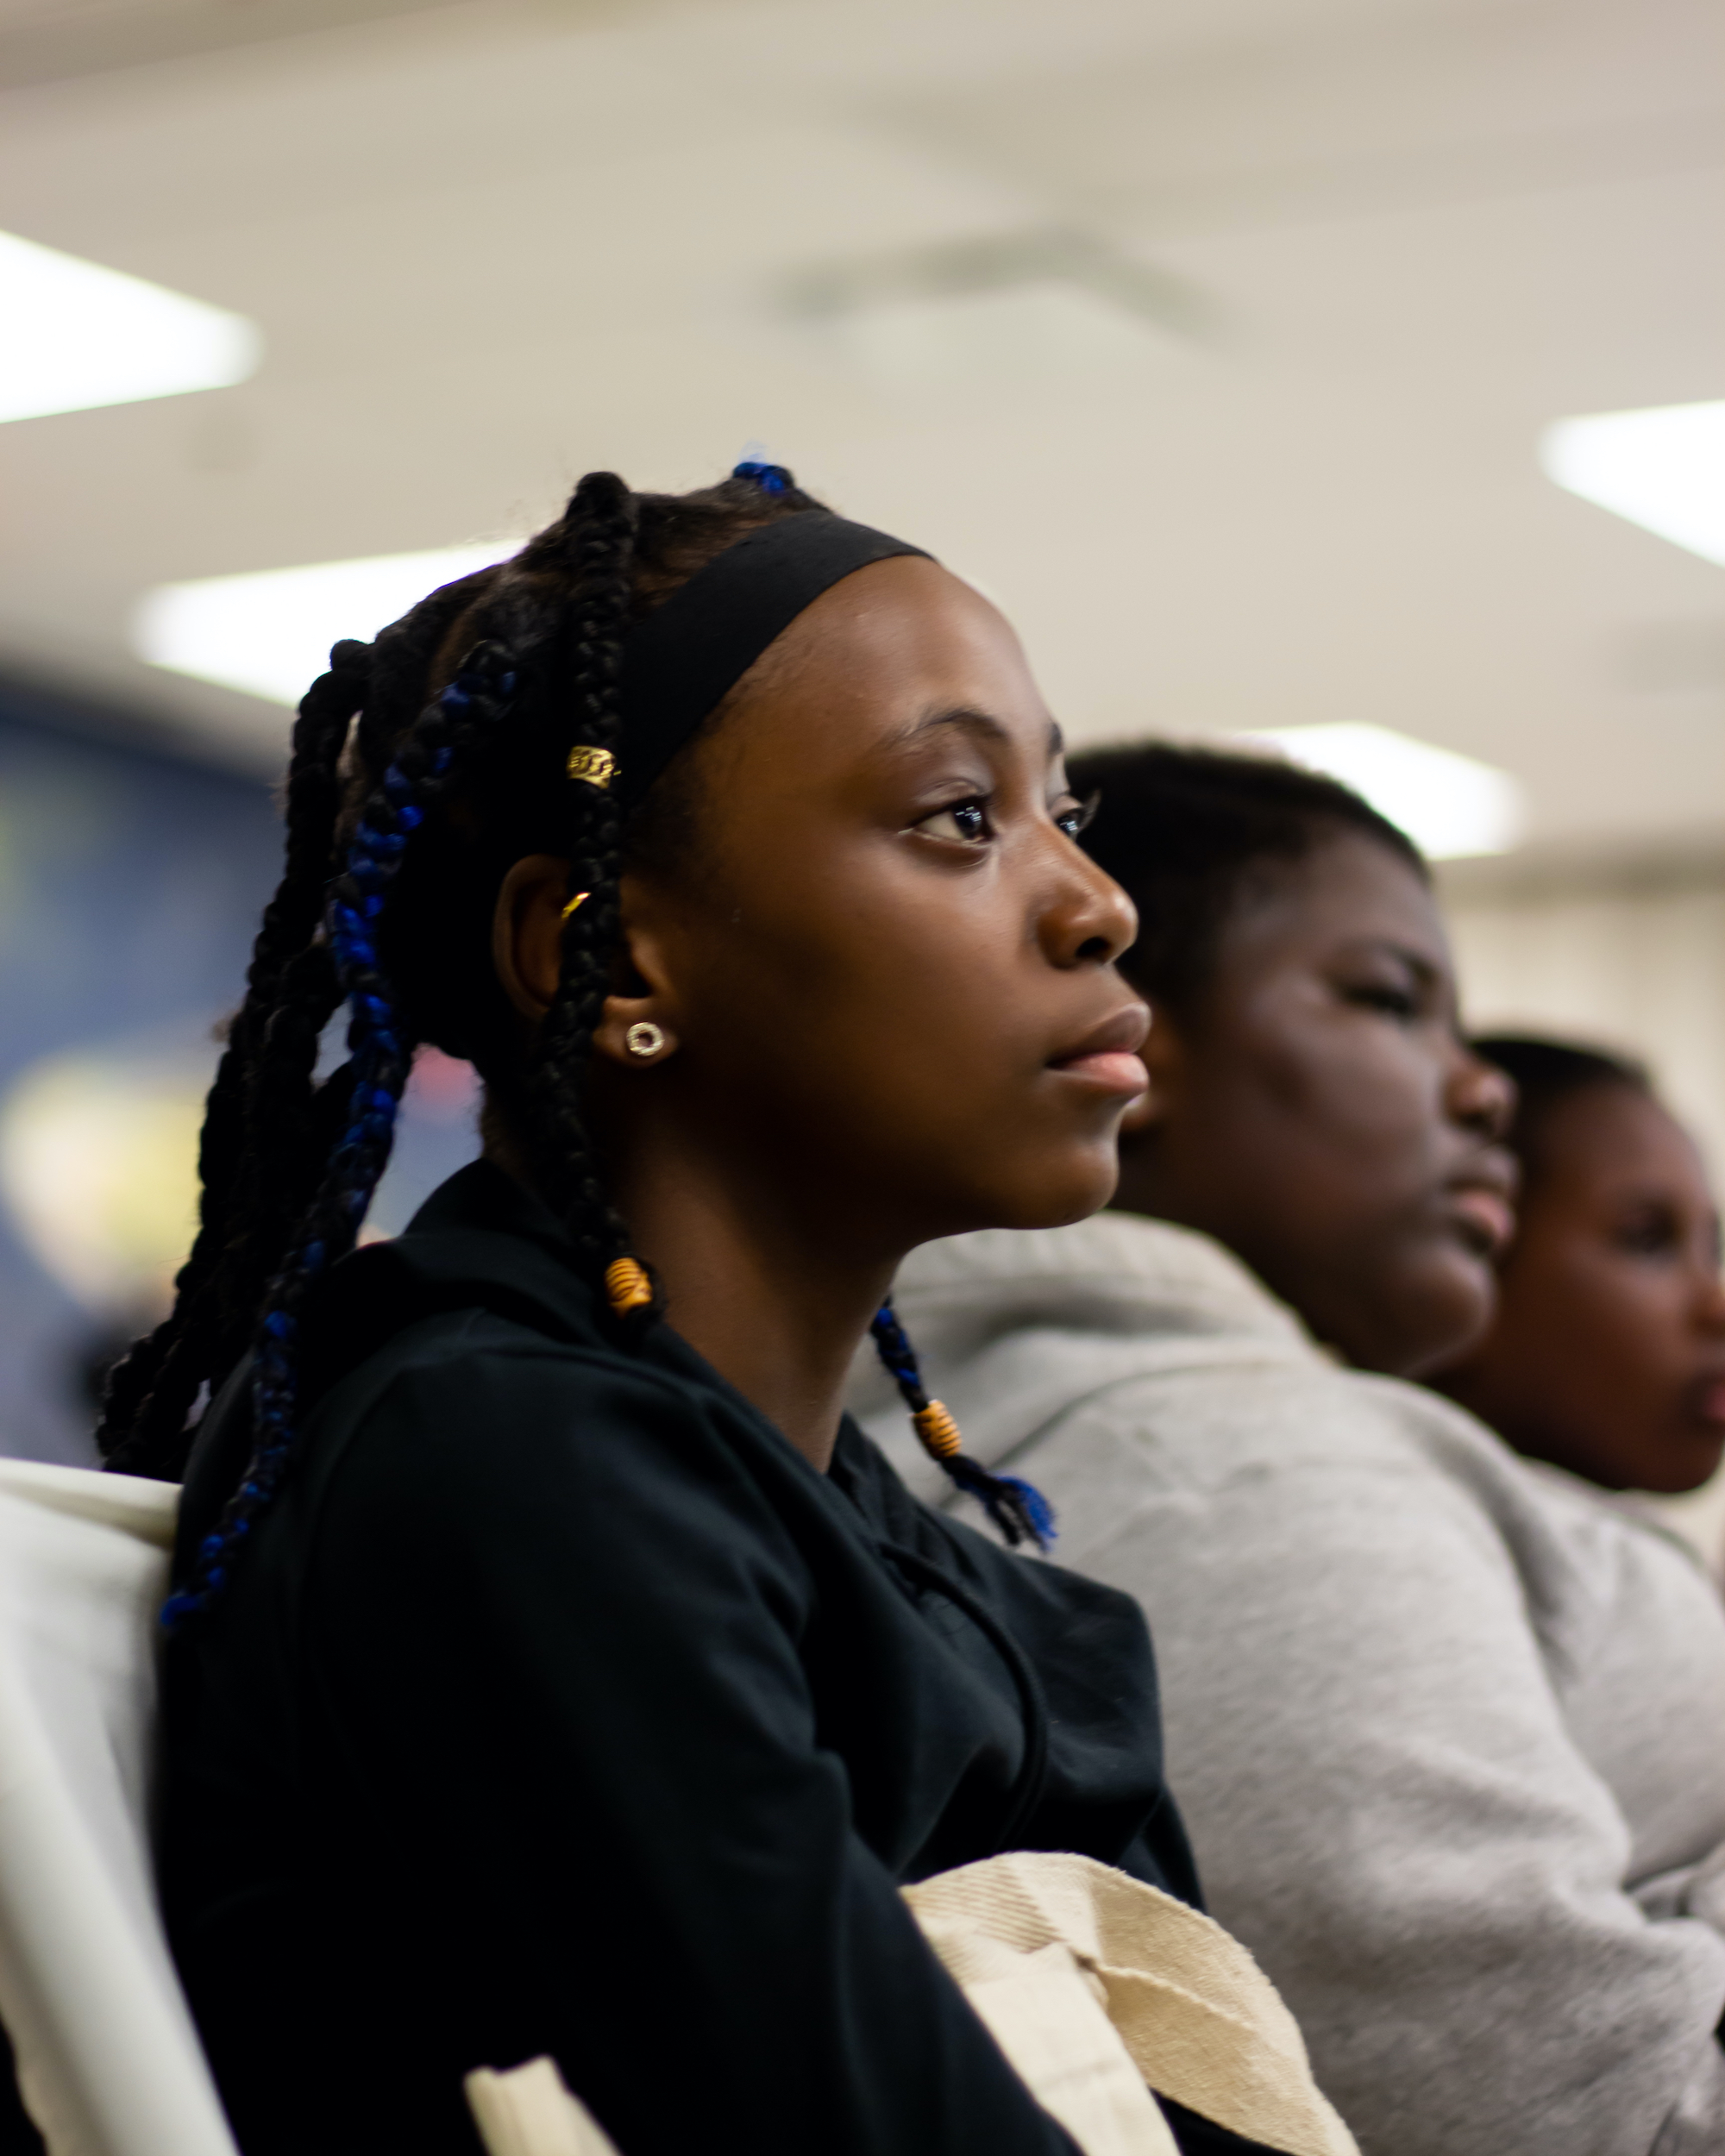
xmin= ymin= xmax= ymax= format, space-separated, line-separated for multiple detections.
xmin=1435 ymin=1083 xmax=1725 ymax=1492
xmin=1113 ymin=830 xmax=1516 ymax=1377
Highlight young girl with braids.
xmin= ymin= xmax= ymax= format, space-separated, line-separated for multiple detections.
xmin=112 ymin=467 xmax=1263 ymax=2156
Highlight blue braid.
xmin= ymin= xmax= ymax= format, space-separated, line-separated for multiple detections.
xmin=869 ymin=1301 xmax=1054 ymax=1552
xmin=733 ymin=459 xmax=793 ymax=496
xmin=869 ymin=1300 xmax=931 ymax=1409
xmin=161 ymin=643 xmax=518 ymax=1632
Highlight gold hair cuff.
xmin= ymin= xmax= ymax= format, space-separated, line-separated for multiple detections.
xmin=561 ymin=890 xmax=590 ymax=922
xmin=913 ymin=1401 xmax=963 ymax=1459
xmin=567 ymin=745 xmax=617 ymax=790
xmin=604 ymin=1256 xmax=654 ymax=1316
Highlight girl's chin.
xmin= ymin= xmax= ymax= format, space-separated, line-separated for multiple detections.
xmin=978 ymin=1162 xmax=1121 ymax=1236
xmin=1604 ymin=1422 xmax=1725 ymax=1495
xmin=1391 ymin=1255 xmax=1497 ymax=1379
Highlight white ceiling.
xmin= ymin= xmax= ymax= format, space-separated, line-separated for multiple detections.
xmin=0 ymin=0 xmax=1720 ymax=866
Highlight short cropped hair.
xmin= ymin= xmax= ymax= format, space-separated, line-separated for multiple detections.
xmin=1069 ymin=741 xmax=1425 ymax=1015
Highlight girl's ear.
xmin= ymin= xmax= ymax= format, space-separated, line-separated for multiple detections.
xmin=493 ymin=855 xmax=570 ymax=1020
xmin=493 ymin=855 xmax=686 ymax=1063
xmin=593 ymin=876 xmax=684 ymax=1069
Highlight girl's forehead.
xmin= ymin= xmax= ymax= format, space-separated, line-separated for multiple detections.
xmin=1225 ymin=831 xmax=1448 ymax=962
xmin=1546 ymin=1085 xmax=1693 ymax=1178
xmin=724 ymin=575 xmax=1050 ymax=774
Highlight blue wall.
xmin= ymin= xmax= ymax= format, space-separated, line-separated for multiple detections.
xmin=0 ymin=686 xmax=282 ymax=1460
xmin=0 ymin=680 xmax=478 ymax=1463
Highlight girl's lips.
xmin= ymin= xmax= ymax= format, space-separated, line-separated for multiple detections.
xmin=1693 ymin=1376 xmax=1725 ymax=1428
xmin=1448 ymin=1185 xmax=1515 ymax=1257
xmin=1050 ymin=1049 xmax=1150 ymax=1097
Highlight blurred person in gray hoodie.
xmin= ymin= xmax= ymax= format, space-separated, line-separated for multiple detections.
xmin=855 ymin=744 xmax=1725 ymax=2156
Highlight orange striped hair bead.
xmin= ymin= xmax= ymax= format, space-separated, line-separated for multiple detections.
xmin=913 ymin=1401 xmax=963 ymax=1460
xmin=604 ymin=1256 xmax=653 ymax=1316
xmin=869 ymin=1300 xmax=1052 ymax=1549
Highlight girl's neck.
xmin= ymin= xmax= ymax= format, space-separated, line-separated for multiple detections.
xmin=487 ymin=1126 xmax=895 ymax=1475
xmin=625 ymin=1151 xmax=896 ymax=1474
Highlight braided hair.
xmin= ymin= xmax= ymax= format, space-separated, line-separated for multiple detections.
xmin=97 ymin=642 xmax=369 ymax=1472
xmin=869 ymin=1303 xmax=1053 ymax=1548
xmin=101 ymin=462 xmax=1050 ymax=1626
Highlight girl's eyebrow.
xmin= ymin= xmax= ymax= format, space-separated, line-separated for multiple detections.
xmin=1340 ymin=936 xmax=1444 ymax=987
xmin=894 ymin=708 xmax=1067 ymax=759
xmin=896 ymin=705 xmax=1012 ymax=749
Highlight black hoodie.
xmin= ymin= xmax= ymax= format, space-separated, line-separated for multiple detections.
xmin=161 ymin=1161 xmax=1223 ymax=2156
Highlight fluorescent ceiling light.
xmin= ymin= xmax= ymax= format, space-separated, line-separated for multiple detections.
xmin=135 ymin=543 xmax=523 ymax=706
xmin=1540 ymin=400 xmax=1725 ymax=567
xmin=0 ymin=228 xmax=260 ymax=425
xmin=1238 ymin=723 xmax=1523 ymax=861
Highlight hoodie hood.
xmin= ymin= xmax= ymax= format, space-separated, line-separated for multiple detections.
xmin=850 ymin=1212 xmax=1320 ymax=1496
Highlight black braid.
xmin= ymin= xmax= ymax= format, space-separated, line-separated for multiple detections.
xmin=162 ymin=643 xmax=520 ymax=1627
xmin=869 ymin=1302 xmax=1054 ymax=1551
xmin=103 ymin=570 xmax=497 ymax=1480
xmin=519 ymin=472 xmax=648 ymax=1294
xmin=202 ymin=579 xmax=482 ymax=1358
xmin=98 ymin=646 xmax=366 ymax=1475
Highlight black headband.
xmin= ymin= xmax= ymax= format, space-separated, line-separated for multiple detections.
xmin=612 ymin=512 xmax=931 ymax=811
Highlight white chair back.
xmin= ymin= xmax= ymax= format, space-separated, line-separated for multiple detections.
xmin=0 ymin=1458 xmax=237 ymax=2156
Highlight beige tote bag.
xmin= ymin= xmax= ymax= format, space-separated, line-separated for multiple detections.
xmin=464 ymin=1849 xmax=1357 ymax=2156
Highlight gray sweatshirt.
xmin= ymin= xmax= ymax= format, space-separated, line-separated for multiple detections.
xmin=853 ymin=1213 xmax=1725 ymax=2156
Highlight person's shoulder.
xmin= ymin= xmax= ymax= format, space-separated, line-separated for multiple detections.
xmin=1006 ymin=1347 xmax=1564 ymax=1579
xmin=1057 ymin=1360 xmax=1665 ymax=1634
xmin=1045 ymin=1340 xmax=1462 ymax=1483
xmin=1346 ymin=1369 xmax=1636 ymax=1536
xmin=292 ymin=1303 xmax=816 ymax=1574
xmin=1483 ymin=1445 xmax=1725 ymax=1604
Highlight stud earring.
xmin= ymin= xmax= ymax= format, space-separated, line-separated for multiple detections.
xmin=625 ymin=1021 xmax=667 ymax=1060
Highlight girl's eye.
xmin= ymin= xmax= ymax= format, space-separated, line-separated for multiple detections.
xmin=1053 ymin=790 xmax=1101 ymax=843
xmin=1345 ymin=981 xmax=1419 ymax=1021
xmin=917 ymin=799 xmax=993 ymax=843
xmin=1612 ymin=1206 xmax=1682 ymax=1258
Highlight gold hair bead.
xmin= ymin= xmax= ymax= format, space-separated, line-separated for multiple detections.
xmin=567 ymin=745 xmax=617 ymax=790
xmin=604 ymin=1256 xmax=654 ymax=1316
xmin=561 ymin=890 xmax=590 ymax=922
xmin=913 ymin=1401 xmax=963 ymax=1460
